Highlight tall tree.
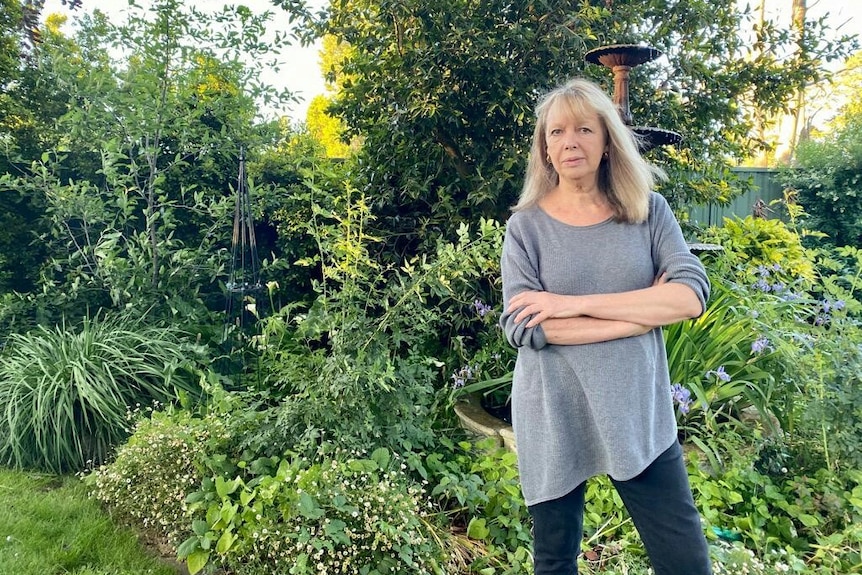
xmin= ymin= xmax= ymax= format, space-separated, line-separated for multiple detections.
xmin=305 ymin=94 xmax=352 ymax=157
xmin=0 ymin=0 xmax=22 ymax=86
xmin=788 ymin=0 xmax=807 ymax=156
xmin=1 ymin=0 xmax=292 ymax=324
xmin=311 ymin=0 xmax=855 ymax=261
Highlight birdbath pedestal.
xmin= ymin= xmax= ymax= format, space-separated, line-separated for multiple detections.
xmin=585 ymin=44 xmax=682 ymax=151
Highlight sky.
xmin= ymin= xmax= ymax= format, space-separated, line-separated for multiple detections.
xmin=41 ymin=0 xmax=862 ymax=124
xmin=40 ymin=0 xmax=328 ymax=122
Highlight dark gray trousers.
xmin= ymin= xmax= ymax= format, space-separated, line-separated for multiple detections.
xmin=528 ymin=441 xmax=712 ymax=575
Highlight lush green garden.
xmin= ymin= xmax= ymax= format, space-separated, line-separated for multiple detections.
xmin=1 ymin=0 xmax=861 ymax=574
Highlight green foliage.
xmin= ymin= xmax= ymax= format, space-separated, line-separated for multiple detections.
xmin=319 ymin=0 xmax=855 ymax=260
xmin=87 ymin=408 xmax=226 ymax=547
xmin=306 ymin=94 xmax=354 ymax=158
xmin=688 ymin=441 xmax=862 ymax=572
xmin=250 ymin=170 xmax=507 ymax=456
xmin=420 ymin=437 xmax=532 ymax=573
xmin=700 ymin=214 xmax=818 ymax=286
xmin=0 ymin=468 xmax=179 ymax=575
xmin=780 ymin=110 xmax=862 ymax=248
xmin=581 ymin=476 xmax=638 ymax=549
xmin=180 ymin=447 xmax=444 ymax=575
xmin=783 ymin=316 xmax=862 ymax=475
xmin=0 ymin=0 xmax=22 ymax=87
xmin=697 ymin=210 xmax=862 ymax=454
xmin=249 ymin=125 xmax=340 ymax=307
xmin=1 ymin=0 xmax=293 ymax=326
xmin=664 ymin=276 xmax=777 ymax=434
xmin=0 ymin=312 xmax=207 ymax=473
xmin=0 ymin=183 xmax=49 ymax=294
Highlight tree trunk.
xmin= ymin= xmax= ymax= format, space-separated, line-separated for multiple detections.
xmin=789 ymin=0 xmax=807 ymax=161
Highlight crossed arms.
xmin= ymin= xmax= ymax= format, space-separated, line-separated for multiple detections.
xmin=506 ymin=275 xmax=703 ymax=346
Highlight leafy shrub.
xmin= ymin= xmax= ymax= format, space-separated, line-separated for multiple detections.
xmin=687 ymin=438 xmax=862 ymax=572
xmin=179 ymin=448 xmax=444 ymax=575
xmin=664 ymin=275 xmax=778 ymax=440
xmin=251 ymin=184 xmax=507 ymax=457
xmin=782 ymin=317 xmax=862 ymax=475
xmin=0 ymin=312 xmax=207 ymax=472
xmin=779 ymin=115 xmax=862 ymax=248
xmin=700 ymin=214 xmax=818 ymax=287
xmin=87 ymin=408 xmax=225 ymax=546
xmin=421 ymin=437 xmax=532 ymax=573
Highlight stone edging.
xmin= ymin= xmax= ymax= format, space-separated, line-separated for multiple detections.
xmin=453 ymin=394 xmax=517 ymax=452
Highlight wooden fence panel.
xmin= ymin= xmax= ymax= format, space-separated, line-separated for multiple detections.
xmin=687 ymin=168 xmax=785 ymax=228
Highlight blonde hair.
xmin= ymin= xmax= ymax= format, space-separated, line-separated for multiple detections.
xmin=514 ymin=78 xmax=665 ymax=223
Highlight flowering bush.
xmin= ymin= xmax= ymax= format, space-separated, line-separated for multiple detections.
xmin=711 ymin=541 xmax=801 ymax=575
xmin=86 ymin=409 xmax=226 ymax=546
xmin=664 ymin=275 xmax=777 ymax=433
xmin=179 ymin=448 xmax=445 ymax=575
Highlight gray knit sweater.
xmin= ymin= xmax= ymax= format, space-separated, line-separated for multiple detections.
xmin=499 ymin=192 xmax=710 ymax=506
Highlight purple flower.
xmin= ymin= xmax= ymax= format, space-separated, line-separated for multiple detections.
xmin=670 ymin=383 xmax=693 ymax=414
xmin=706 ymin=366 xmax=731 ymax=382
xmin=751 ymin=337 xmax=771 ymax=355
xmin=473 ymin=299 xmax=493 ymax=317
xmin=451 ymin=364 xmax=478 ymax=389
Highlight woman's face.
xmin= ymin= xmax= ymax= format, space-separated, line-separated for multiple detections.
xmin=544 ymin=101 xmax=608 ymax=187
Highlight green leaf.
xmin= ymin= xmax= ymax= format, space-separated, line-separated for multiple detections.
xmin=215 ymin=476 xmax=240 ymax=498
xmin=467 ymin=517 xmax=490 ymax=540
xmin=192 ymin=520 xmax=209 ymax=536
xmin=176 ymin=536 xmax=200 ymax=559
xmin=216 ymin=529 xmax=236 ymax=554
xmin=187 ymin=550 xmax=210 ymax=575
xmin=240 ymin=489 xmax=256 ymax=506
xmin=347 ymin=459 xmax=378 ymax=473
xmin=298 ymin=492 xmax=325 ymax=519
xmin=370 ymin=447 xmax=391 ymax=469
xmin=324 ymin=518 xmax=351 ymax=545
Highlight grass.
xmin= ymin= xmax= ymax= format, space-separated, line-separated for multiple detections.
xmin=0 ymin=467 xmax=182 ymax=575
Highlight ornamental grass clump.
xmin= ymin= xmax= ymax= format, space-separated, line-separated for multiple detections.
xmin=179 ymin=448 xmax=445 ymax=575
xmin=0 ymin=312 xmax=207 ymax=473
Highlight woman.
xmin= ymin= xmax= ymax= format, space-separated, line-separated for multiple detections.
xmin=499 ymin=78 xmax=712 ymax=575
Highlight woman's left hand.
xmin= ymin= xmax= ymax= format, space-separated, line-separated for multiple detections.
xmin=508 ymin=291 xmax=578 ymax=328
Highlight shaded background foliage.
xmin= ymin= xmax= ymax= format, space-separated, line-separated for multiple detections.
xmin=316 ymin=0 xmax=855 ymax=262
xmin=780 ymin=113 xmax=862 ymax=248
xmin=0 ymin=1 xmax=293 ymax=331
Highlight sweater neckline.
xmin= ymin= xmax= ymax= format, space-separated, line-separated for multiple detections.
xmin=534 ymin=205 xmax=615 ymax=230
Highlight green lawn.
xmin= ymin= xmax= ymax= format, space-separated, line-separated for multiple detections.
xmin=0 ymin=468 xmax=182 ymax=575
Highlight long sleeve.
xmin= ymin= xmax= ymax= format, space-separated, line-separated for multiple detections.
xmin=650 ymin=193 xmax=710 ymax=315
xmin=499 ymin=219 xmax=548 ymax=350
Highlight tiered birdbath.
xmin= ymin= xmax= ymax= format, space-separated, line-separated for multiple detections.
xmin=585 ymin=44 xmax=682 ymax=152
